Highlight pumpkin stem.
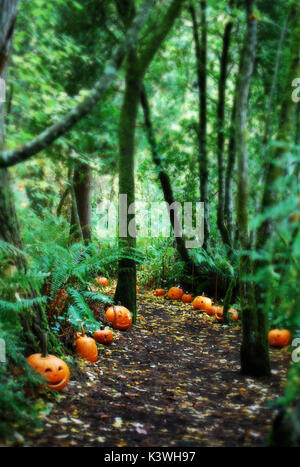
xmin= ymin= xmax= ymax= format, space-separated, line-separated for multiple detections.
xmin=81 ymin=322 xmax=86 ymax=337
xmin=41 ymin=332 xmax=48 ymax=358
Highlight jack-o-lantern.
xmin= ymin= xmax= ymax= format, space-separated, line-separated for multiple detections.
xmin=193 ymin=293 xmax=212 ymax=311
xmin=27 ymin=334 xmax=70 ymax=391
xmin=94 ymin=328 xmax=114 ymax=345
xmin=167 ymin=287 xmax=183 ymax=300
xmin=105 ymin=305 xmax=132 ymax=331
xmin=95 ymin=276 xmax=109 ymax=287
xmin=182 ymin=293 xmax=192 ymax=303
xmin=76 ymin=323 xmax=98 ymax=362
xmin=268 ymin=329 xmax=291 ymax=347
xmin=154 ymin=289 xmax=166 ymax=296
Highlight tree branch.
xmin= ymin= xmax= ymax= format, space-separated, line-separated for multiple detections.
xmin=0 ymin=0 xmax=156 ymax=168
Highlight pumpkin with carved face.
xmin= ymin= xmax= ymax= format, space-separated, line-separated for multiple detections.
xmin=27 ymin=353 xmax=70 ymax=391
xmin=105 ymin=305 xmax=132 ymax=331
xmin=193 ymin=293 xmax=212 ymax=311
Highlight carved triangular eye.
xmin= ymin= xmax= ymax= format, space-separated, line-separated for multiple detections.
xmin=45 ymin=368 xmax=52 ymax=372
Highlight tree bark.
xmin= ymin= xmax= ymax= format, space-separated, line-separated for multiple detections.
xmin=216 ymin=2 xmax=234 ymax=249
xmin=190 ymin=2 xmax=210 ymax=251
xmin=236 ymin=0 xmax=270 ymax=376
xmin=224 ymin=98 xmax=236 ymax=245
xmin=70 ymin=163 xmax=92 ymax=244
xmin=114 ymin=0 xmax=186 ymax=321
xmin=140 ymin=85 xmax=194 ymax=273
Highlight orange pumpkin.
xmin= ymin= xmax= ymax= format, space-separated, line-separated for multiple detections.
xmin=228 ymin=307 xmax=239 ymax=322
xmin=27 ymin=334 xmax=70 ymax=391
xmin=94 ymin=328 xmax=114 ymax=345
xmin=193 ymin=293 xmax=212 ymax=311
xmin=154 ymin=289 xmax=166 ymax=296
xmin=105 ymin=305 xmax=132 ymax=331
xmin=206 ymin=304 xmax=219 ymax=316
xmin=182 ymin=293 xmax=192 ymax=303
xmin=95 ymin=276 xmax=109 ymax=287
xmin=76 ymin=324 xmax=98 ymax=362
xmin=214 ymin=306 xmax=224 ymax=322
xmin=167 ymin=287 xmax=183 ymax=300
xmin=268 ymin=329 xmax=291 ymax=347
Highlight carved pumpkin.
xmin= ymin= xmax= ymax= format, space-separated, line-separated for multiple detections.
xmin=27 ymin=334 xmax=70 ymax=391
xmin=105 ymin=305 xmax=132 ymax=331
xmin=94 ymin=328 xmax=114 ymax=345
xmin=95 ymin=276 xmax=109 ymax=287
xmin=154 ymin=289 xmax=166 ymax=296
xmin=167 ymin=287 xmax=183 ymax=300
xmin=182 ymin=293 xmax=192 ymax=303
xmin=76 ymin=323 xmax=98 ymax=362
xmin=268 ymin=329 xmax=291 ymax=347
xmin=193 ymin=293 xmax=212 ymax=311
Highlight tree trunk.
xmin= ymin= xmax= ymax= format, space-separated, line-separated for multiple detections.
xmin=114 ymin=52 xmax=141 ymax=322
xmin=70 ymin=163 xmax=92 ymax=244
xmin=140 ymin=85 xmax=194 ymax=273
xmin=0 ymin=0 xmax=45 ymax=350
xmin=236 ymin=0 xmax=270 ymax=376
xmin=216 ymin=2 xmax=234 ymax=249
xmin=190 ymin=1 xmax=210 ymax=252
xmin=224 ymin=99 xmax=236 ymax=245
xmin=115 ymin=0 xmax=185 ymax=322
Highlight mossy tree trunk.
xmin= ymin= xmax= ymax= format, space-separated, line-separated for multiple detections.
xmin=70 ymin=163 xmax=92 ymax=244
xmin=190 ymin=1 xmax=210 ymax=252
xmin=216 ymin=0 xmax=234 ymax=250
xmin=236 ymin=0 xmax=270 ymax=376
xmin=0 ymin=0 xmax=45 ymax=350
xmin=114 ymin=0 xmax=186 ymax=322
xmin=140 ymin=85 xmax=195 ymax=274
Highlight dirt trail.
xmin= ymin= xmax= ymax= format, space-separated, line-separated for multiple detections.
xmin=26 ymin=293 xmax=290 ymax=447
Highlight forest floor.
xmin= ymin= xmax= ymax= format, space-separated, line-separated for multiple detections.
xmin=24 ymin=292 xmax=290 ymax=447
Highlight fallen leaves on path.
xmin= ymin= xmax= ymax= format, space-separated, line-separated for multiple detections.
xmin=24 ymin=292 xmax=290 ymax=447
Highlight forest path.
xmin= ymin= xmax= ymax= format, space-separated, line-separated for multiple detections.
xmin=26 ymin=293 xmax=289 ymax=447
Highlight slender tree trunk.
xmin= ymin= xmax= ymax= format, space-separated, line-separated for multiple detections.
xmin=236 ymin=0 xmax=270 ymax=376
xmin=0 ymin=0 xmax=45 ymax=350
xmin=0 ymin=0 xmax=24 ymax=269
xmin=190 ymin=1 xmax=210 ymax=251
xmin=114 ymin=52 xmax=141 ymax=322
xmin=224 ymin=98 xmax=236 ymax=244
xmin=140 ymin=85 xmax=194 ymax=273
xmin=216 ymin=1 xmax=234 ymax=249
xmin=70 ymin=163 xmax=92 ymax=244
xmin=115 ymin=0 xmax=186 ymax=321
